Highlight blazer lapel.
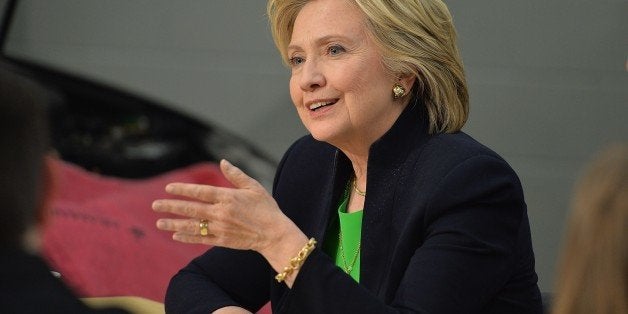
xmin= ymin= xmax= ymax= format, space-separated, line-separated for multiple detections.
xmin=312 ymin=150 xmax=352 ymax=244
xmin=359 ymin=101 xmax=430 ymax=295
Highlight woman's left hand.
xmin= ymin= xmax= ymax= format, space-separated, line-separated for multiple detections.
xmin=153 ymin=159 xmax=291 ymax=253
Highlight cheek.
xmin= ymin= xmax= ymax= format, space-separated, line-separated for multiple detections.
xmin=329 ymin=66 xmax=357 ymax=93
xmin=289 ymin=75 xmax=301 ymax=107
xmin=341 ymin=71 xmax=382 ymax=105
xmin=333 ymin=58 xmax=381 ymax=94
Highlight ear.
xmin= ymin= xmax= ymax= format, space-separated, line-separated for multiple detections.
xmin=35 ymin=155 xmax=58 ymax=226
xmin=399 ymin=74 xmax=416 ymax=93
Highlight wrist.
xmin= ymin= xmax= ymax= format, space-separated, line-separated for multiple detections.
xmin=261 ymin=225 xmax=309 ymax=267
xmin=258 ymin=219 xmax=310 ymax=285
xmin=274 ymin=237 xmax=317 ymax=283
xmin=258 ymin=215 xmax=306 ymax=259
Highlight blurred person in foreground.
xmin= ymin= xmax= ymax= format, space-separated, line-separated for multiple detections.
xmin=551 ymin=144 xmax=628 ymax=314
xmin=0 ymin=66 xmax=128 ymax=314
xmin=153 ymin=0 xmax=543 ymax=313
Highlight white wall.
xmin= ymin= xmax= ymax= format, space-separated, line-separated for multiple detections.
xmin=4 ymin=0 xmax=628 ymax=292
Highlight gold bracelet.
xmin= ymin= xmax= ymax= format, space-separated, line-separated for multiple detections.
xmin=275 ymin=238 xmax=317 ymax=283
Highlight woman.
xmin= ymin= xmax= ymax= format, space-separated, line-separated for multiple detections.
xmin=551 ymin=144 xmax=628 ymax=314
xmin=153 ymin=0 xmax=543 ymax=313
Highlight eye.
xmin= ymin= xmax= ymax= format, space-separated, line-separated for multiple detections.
xmin=289 ymin=56 xmax=305 ymax=67
xmin=328 ymin=45 xmax=346 ymax=56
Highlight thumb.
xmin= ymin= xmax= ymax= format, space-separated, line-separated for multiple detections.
xmin=220 ymin=159 xmax=260 ymax=190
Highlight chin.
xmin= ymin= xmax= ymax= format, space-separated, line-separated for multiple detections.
xmin=301 ymin=118 xmax=348 ymax=145
xmin=305 ymin=126 xmax=333 ymax=142
xmin=308 ymin=130 xmax=331 ymax=142
xmin=308 ymin=128 xmax=350 ymax=148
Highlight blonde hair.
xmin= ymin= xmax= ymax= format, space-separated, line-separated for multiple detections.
xmin=267 ymin=0 xmax=468 ymax=133
xmin=552 ymin=144 xmax=628 ymax=314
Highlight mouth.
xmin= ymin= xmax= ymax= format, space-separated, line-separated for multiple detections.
xmin=308 ymin=99 xmax=339 ymax=111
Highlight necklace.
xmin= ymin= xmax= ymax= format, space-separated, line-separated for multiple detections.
xmin=352 ymin=177 xmax=366 ymax=196
xmin=338 ymin=227 xmax=361 ymax=274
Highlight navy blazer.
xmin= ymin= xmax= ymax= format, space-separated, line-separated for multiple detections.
xmin=165 ymin=103 xmax=543 ymax=314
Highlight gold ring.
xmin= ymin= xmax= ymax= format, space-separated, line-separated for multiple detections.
xmin=199 ymin=219 xmax=209 ymax=237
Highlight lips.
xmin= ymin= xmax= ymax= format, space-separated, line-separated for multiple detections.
xmin=308 ymin=99 xmax=338 ymax=111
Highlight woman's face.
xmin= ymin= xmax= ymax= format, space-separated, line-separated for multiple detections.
xmin=288 ymin=0 xmax=407 ymax=150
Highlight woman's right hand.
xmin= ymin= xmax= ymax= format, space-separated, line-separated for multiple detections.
xmin=153 ymin=159 xmax=287 ymax=252
xmin=153 ymin=159 xmax=310 ymax=286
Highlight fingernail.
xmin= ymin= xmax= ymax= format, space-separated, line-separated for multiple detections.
xmin=152 ymin=200 xmax=160 ymax=210
xmin=165 ymin=184 xmax=174 ymax=193
xmin=222 ymin=159 xmax=232 ymax=167
xmin=156 ymin=220 xmax=165 ymax=229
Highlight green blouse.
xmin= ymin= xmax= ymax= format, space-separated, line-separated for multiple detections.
xmin=323 ymin=191 xmax=363 ymax=282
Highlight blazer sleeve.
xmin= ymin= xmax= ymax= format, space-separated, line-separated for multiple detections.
xmin=165 ymin=248 xmax=271 ymax=313
xmin=277 ymin=154 xmax=531 ymax=313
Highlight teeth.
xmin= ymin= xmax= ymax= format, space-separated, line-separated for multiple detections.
xmin=309 ymin=101 xmax=334 ymax=110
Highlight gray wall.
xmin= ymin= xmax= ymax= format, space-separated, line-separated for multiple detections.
xmin=3 ymin=0 xmax=627 ymax=293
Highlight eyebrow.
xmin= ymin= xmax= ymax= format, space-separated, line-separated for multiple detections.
xmin=287 ymin=34 xmax=354 ymax=52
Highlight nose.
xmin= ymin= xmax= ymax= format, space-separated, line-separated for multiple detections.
xmin=299 ymin=58 xmax=325 ymax=91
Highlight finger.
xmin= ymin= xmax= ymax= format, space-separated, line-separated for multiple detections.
xmin=172 ymin=232 xmax=215 ymax=245
xmin=164 ymin=183 xmax=231 ymax=203
xmin=152 ymin=199 xmax=216 ymax=219
xmin=220 ymin=159 xmax=262 ymax=190
xmin=156 ymin=218 xmax=206 ymax=235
